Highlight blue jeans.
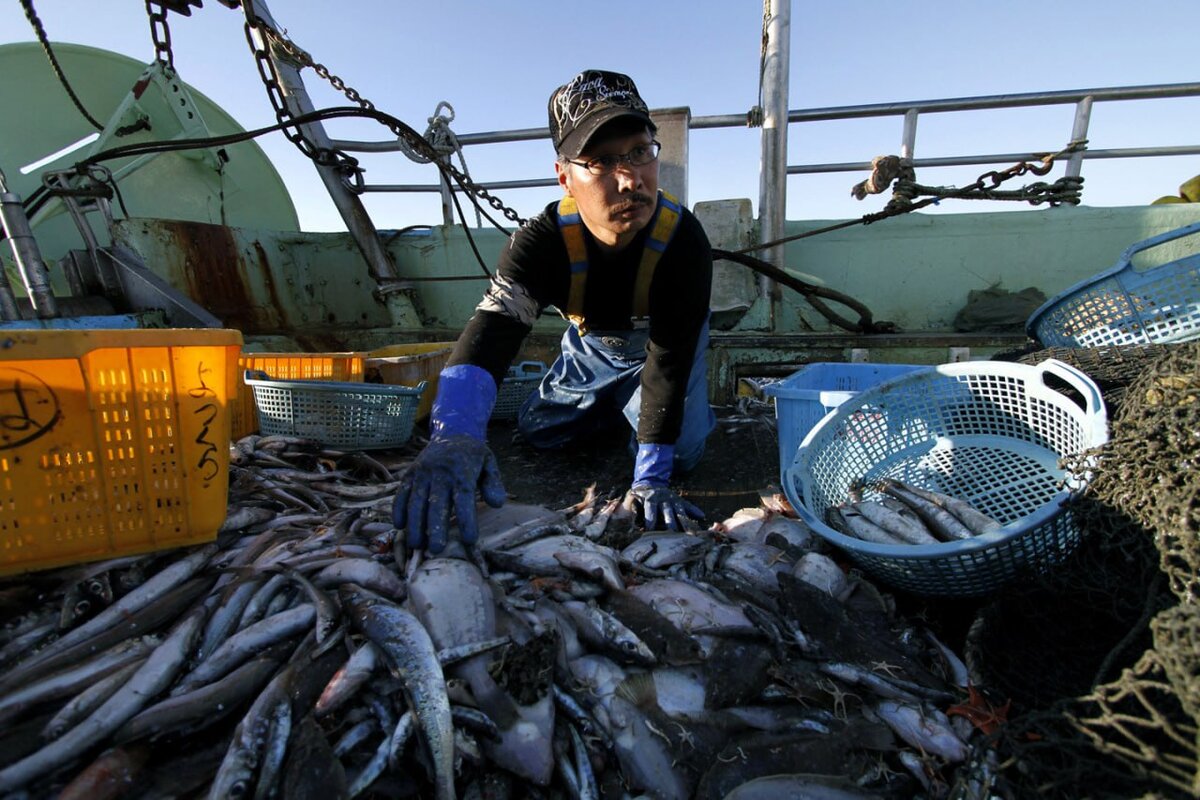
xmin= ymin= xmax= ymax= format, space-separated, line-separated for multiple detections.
xmin=517 ymin=319 xmax=716 ymax=472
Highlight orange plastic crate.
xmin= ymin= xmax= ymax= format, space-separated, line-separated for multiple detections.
xmin=232 ymin=351 xmax=366 ymax=439
xmin=0 ymin=328 xmax=243 ymax=576
xmin=365 ymin=342 xmax=454 ymax=421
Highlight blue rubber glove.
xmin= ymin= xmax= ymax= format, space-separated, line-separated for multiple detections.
xmin=393 ymin=365 xmax=506 ymax=553
xmin=627 ymin=443 xmax=704 ymax=531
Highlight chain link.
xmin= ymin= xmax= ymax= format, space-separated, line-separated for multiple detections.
xmin=241 ymin=12 xmax=526 ymax=226
xmin=889 ymin=140 xmax=1088 ymax=210
xmin=145 ymin=1 xmax=175 ymax=69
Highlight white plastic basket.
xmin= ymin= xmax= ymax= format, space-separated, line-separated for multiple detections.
xmin=1027 ymin=220 xmax=1200 ymax=347
xmin=785 ymin=359 xmax=1109 ymax=597
xmin=244 ymin=369 xmax=426 ymax=450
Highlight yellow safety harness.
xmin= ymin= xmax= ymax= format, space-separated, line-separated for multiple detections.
xmin=556 ymin=190 xmax=683 ymax=335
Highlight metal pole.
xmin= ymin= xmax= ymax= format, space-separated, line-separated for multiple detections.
xmin=901 ymin=109 xmax=919 ymax=161
xmin=0 ymin=170 xmax=54 ymax=320
xmin=757 ymin=0 xmax=791 ymax=330
xmin=1065 ymin=96 xmax=1093 ymax=179
xmin=246 ymin=0 xmax=398 ymax=285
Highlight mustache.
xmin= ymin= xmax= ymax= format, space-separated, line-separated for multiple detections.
xmin=614 ymin=193 xmax=655 ymax=212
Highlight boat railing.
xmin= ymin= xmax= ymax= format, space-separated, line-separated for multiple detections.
xmin=330 ymin=81 xmax=1200 ymax=227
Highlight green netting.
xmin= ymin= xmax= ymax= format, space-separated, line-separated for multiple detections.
xmin=973 ymin=342 xmax=1199 ymax=799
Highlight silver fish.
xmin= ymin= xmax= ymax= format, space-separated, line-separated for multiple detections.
xmin=314 ymin=558 xmax=407 ymax=599
xmin=872 ymin=700 xmax=969 ymax=762
xmin=2 ymin=544 xmax=216 ymax=684
xmin=852 ymin=500 xmax=941 ymax=545
xmin=888 ymin=479 xmax=1003 ymax=536
xmin=620 ymin=532 xmax=711 ymax=569
xmin=175 ymin=604 xmax=315 ymax=695
xmin=827 ymin=506 xmax=908 ymax=546
xmin=0 ymin=606 xmax=205 ymax=794
xmin=558 ymin=600 xmax=657 ymax=666
xmin=879 ymin=479 xmax=975 ymax=542
xmin=340 ymin=584 xmax=456 ymax=800
xmin=316 ymin=642 xmax=381 ymax=718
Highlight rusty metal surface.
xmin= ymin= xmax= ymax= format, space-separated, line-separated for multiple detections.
xmin=114 ymin=218 xmax=393 ymax=335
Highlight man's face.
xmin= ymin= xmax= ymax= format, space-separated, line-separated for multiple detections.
xmin=555 ymin=128 xmax=659 ymax=250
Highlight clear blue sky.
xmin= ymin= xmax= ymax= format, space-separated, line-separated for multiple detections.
xmin=3 ymin=1 xmax=1198 ymax=232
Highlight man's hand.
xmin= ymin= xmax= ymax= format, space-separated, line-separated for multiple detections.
xmin=392 ymin=433 xmax=506 ymax=553
xmin=627 ymin=482 xmax=704 ymax=531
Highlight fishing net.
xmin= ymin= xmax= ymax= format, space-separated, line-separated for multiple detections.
xmin=974 ymin=342 xmax=1200 ymax=799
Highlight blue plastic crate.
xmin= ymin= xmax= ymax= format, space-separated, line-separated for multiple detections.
xmin=763 ymin=362 xmax=927 ymax=481
xmin=1027 ymin=220 xmax=1200 ymax=347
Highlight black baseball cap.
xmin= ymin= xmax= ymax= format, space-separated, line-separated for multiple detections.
xmin=548 ymin=69 xmax=657 ymax=159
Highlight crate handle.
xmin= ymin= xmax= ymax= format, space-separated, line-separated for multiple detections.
xmin=244 ymin=369 xmax=272 ymax=382
xmin=513 ymin=361 xmax=547 ymax=375
xmin=1118 ymin=220 xmax=1200 ymax=271
xmin=1035 ymin=358 xmax=1109 ymax=446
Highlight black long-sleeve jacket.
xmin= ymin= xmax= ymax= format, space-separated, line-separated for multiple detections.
xmin=447 ymin=198 xmax=712 ymax=444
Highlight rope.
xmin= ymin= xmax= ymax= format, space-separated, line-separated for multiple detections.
xmin=20 ymin=0 xmax=105 ymax=131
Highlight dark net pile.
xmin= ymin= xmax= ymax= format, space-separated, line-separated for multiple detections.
xmin=972 ymin=342 xmax=1200 ymax=799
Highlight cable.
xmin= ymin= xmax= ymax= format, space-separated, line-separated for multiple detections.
xmin=20 ymin=0 xmax=105 ymax=130
xmin=712 ymin=247 xmax=894 ymax=334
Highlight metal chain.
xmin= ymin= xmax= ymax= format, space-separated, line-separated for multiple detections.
xmin=145 ymin=2 xmax=175 ymax=69
xmin=20 ymin=0 xmax=104 ymax=130
xmin=242 ymin=13 xmax=527 ymax=226
xmin=889 ymin=141 xmax=1088 ymax=210
xmin=738 ymin=139 xmax=1090 ymax=254
xmin=893 ymin=176 xmax=1084 ymax=207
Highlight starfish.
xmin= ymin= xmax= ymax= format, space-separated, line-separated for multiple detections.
xmin=946 ymin=683 xmax=1011 ymax=735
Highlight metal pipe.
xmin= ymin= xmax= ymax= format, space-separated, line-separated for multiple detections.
xmin=901 ymin=109 xmax=919 ymax=161
xmin=757 ymin=0 xmax=791 ymax=329
xmin=1065 ymin=96 xmax=1094 ymax=178
xmin=329 ymin=82 xmax=1200 ymax=151
xmin=783 ymin=82 xmax=1200 ymax=122
xmin=363 ymin=177 xmax=558 ymax=193
xmin=786 ymin=144 xmax=1200 ymax=176
xmin=0 ymin=170 xmax=54 ymax=320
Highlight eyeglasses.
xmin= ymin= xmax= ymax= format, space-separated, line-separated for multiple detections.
xmin=565 ymin=140 xmax=661 ymax=176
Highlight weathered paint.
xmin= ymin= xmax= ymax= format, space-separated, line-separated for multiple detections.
xmin=110 ymin=203 xmax=1200 ymax=402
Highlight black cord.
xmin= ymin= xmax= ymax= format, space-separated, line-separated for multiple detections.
xmin=20 ymin=0 xmax=105 ymax=131
xmin=441 ymin=171 xmax=493 ymax=278
xmin=712 ymin=247 xmax=894 ymax=334
xmin=78 ymin=105 xmax=511 ymax=277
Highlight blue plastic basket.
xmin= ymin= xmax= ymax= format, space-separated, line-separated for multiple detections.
xmin=244 ymin=369 xmax=426 ymax=450
xmin=492 ymin=361 xmax=548 ymax=420
xmin=785 ymin=359 xmax=1109 ymax=598
xmin=1027 ymin=220 xmax=1200 ymax=347
xmin=763 ymin=362 xmax=927 ymax=482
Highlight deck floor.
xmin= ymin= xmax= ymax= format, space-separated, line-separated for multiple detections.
xmin=484 ymin=399 xmax=784 ymax=523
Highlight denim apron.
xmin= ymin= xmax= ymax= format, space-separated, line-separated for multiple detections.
xmin=516 ymin=315 xmax=716 ymax=472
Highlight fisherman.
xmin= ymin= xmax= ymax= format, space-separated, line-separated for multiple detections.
xmin=394 ymin=68 xmax=717 ymax=553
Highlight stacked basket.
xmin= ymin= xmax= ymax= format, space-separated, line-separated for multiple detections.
xmin=244 ymin=370 xmax=425 ymax=451
xmin=1027 ymin=220 xmax=1200 ymax=348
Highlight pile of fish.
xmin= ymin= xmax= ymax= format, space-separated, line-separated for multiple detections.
xmin=827 ymin=479 xmax=1003 ymax=546
xmin=0 ymin=435 xmax=1001 ymax=799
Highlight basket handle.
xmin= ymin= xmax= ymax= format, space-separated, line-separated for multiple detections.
xmin=1035 ymin=358 xmax=1109 ymax=445
xmin=1118 ymin=220 xmax=1200 ymax=270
